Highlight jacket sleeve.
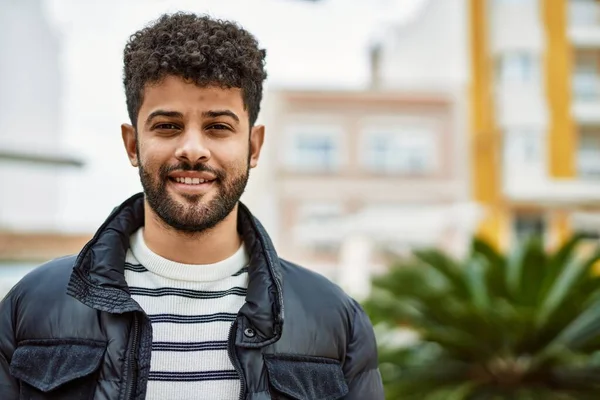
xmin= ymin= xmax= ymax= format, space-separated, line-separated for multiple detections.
xmin=343 ymin=299 xmax=384 ymax=399
xmin=0 ymin=287 xmax=20 ymax=399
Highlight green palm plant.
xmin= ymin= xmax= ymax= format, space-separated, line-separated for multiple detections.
xmin=364 ymin=234 xmax=600 ymax=400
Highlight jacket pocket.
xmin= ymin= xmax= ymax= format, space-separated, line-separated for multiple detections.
xmin=9 ymin=339 xmax=106 ymax=400
xmin=264 ymin=354 xmax=349 ymax=400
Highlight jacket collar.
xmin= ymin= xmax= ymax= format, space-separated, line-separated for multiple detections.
xmin=67 ymin=192 xmax=284 ymax=347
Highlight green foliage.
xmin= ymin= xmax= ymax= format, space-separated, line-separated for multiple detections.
xmin=363 ymin=234 xmax=600 ymax=400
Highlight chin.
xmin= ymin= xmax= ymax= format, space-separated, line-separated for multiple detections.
xmin=170 ymin=188 xmax=210 ymax=203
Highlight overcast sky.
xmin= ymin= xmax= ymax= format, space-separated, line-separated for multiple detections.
xmin=47 ymin=0 xmax=425 ymax=87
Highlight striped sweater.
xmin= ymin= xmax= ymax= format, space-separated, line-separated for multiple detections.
xmin=125 ymin=228 xmax=249 ymax=400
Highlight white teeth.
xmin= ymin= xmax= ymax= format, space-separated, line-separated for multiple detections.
xmin=173 ymin=177 xmax=211 ymax=185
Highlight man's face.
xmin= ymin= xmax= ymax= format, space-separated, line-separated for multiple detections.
xmin=121 ymin=75 xmax=265 ymax=233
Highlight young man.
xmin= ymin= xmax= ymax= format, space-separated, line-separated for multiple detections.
xmin=0 ymin=13 xmax=383 ymax=400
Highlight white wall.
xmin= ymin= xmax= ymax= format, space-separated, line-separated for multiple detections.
xmin=0 ymin=0 xmax=66 ymax=231
xmin=378 ymin=0 xmax=468 ymax=90
xmin=490 ymin=0 xmax=544 ymax=54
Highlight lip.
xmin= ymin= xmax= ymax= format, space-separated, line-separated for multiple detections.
xmin=167 ymin=171 xmax=217 ymax=181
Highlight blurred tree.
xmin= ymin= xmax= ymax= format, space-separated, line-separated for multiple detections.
xmin=364 ymin=234 xmax=600 ymax=399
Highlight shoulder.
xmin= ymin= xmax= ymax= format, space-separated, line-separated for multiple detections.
xmin=1 ymin=255 xmax=102 ymax=341
xmin=279 ymin=259 xmax=352 ymax=305
xmin=278 ymin=258 xmax=365 ymax=327
xmin=8 ymin=255 xmax=76 ymax=298
xmin=0 ymin=255 xmax=108 ymax=351
xmin=2 ymin=255 xmax=79 ymax=319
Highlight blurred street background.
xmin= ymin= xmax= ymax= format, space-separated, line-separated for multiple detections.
xmin=7 ymin=0 xmax=600 ymax=398
xmin=3 ymin=0 xmax=595 ymax=298
xmin=0 ymin=0 xmax=446 ymax=296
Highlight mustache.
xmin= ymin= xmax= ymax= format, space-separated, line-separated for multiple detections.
xmin=159 ymin=162 xmax=225 ymax=180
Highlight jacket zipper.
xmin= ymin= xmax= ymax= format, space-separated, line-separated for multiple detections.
xmin=125 ymin=314 xmax=140 ymax=400
xmin=227 ymin=320 xmax=246 ymax=400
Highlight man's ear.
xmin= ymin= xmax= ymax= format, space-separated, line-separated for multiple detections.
xmin=249 ymin=125 xmax=265 ymax=169
xmin=121 ymin=123 xmax=138 ymax=167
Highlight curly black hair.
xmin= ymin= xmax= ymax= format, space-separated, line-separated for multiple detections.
xmin=123 ymin=12 xmax=267 ymax=127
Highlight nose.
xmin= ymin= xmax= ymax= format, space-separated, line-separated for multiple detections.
xmin=174 ymin=128 xmax=211 ymax=164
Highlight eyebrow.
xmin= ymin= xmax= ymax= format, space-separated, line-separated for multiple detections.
xmin=145 ymin=110 xmax=183 ymax=126
xmin=144 ymin=109 xmax=241 ymax=127
xmin=202 ymin=110 xmax=240 ymax=123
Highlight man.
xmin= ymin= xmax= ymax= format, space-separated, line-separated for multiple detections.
xmin=0 ymin=12 xmax=383 ymax=400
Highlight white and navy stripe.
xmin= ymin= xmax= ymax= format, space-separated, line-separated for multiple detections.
xmin=152 ymin=340 xmax=229 ymax=352
xmin=129 ymin=286 xmax=247 ymax=299
xmin=147 ymin=312 xmax=238 ymax=324
xmin=148 ymin=370 xmax=240 ymax=382
xmin=124 ymin=262 xmax=148 ymax=273
xmin=124 ymin=228 xmax=249 ymax=400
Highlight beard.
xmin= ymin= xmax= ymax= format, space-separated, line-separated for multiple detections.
xmin=138 ymin=159 xmax=249 ymax=234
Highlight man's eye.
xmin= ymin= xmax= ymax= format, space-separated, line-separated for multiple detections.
xmin=209 ymin=124 xmax=230 ymax=131
xmin=155 ymin=123 xmax=179 ymax=130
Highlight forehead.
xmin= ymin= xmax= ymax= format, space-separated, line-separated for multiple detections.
xmin=138 ymin=75 xmax=247 ymax=121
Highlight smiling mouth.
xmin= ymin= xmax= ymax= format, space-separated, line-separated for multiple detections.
xmin=169 ymin=177 xmax=216 ymax=185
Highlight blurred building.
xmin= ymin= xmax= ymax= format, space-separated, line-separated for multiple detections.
xmin=469 ymin=0 xmax=600 ymax=250
xmin=262 ymin=88 xmax=475 ymax=290
xmin=0 ymin=0 xmax=88 ymax=297
xmin=246 ymin=0 xmax=477 ymax=297
xmin=14 ymin=0 xmax=600 ymax=300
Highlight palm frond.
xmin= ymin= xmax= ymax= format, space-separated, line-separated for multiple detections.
xmin=365 ymin=234 xmax=600 ymax=399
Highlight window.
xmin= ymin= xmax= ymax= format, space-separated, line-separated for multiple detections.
xmin=498 ymin=53 xmax=537 ymax=83
xmin=295 ymin=135 xmax=335 ymax=168
xmin=570 ymin=0 xmax=599 ymax=27
xmin=578 ymin=129 xmax=600 ymax=178
xmin=284 ymin=125 xmax=342 ymax=172
xmin=503 ymin=129 xmax=544 ymax=177
xmin=573 ymin=71 xmax=599 ymax=100
xmin=363 ymin=128 xmax=438 ymax=174
xmin=513 ymin=212 xmax=545 ymax=242
xmin=573 ymin=52 xmax=600 ymax=100
xmin=572 ymin=212 xmax=600 ymax=241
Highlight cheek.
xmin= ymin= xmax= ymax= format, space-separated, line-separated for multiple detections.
xmin=140 ymin=142 xmax=172 ymax=168
xmin=212 ymin=141 xmax=247 ymax=164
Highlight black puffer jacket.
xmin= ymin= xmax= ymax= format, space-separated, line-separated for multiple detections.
xmin=0 ymin=193 xmax=384 ymax=399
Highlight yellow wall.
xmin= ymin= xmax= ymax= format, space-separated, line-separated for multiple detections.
xmin=542 ymin=0 xmax=575 ymax=245
xmin=469 ymin=0 xmax=507 ymax=249
xmin=469 ymin=0 xmax=577 ymax=249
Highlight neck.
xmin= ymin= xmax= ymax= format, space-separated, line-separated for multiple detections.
xmin=142 ymin=201 xmax=242 ymax=265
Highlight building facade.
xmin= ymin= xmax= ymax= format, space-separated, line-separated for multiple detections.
xmin=248 ymin=87 xmax=476 ymax=297
xmin=0 ymin=0 xmax=86 ymax=298
xmin=469 ymin=0 xmax=600 ymax=250
xmin=242 ymin=0 xmax=475 ymax=297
